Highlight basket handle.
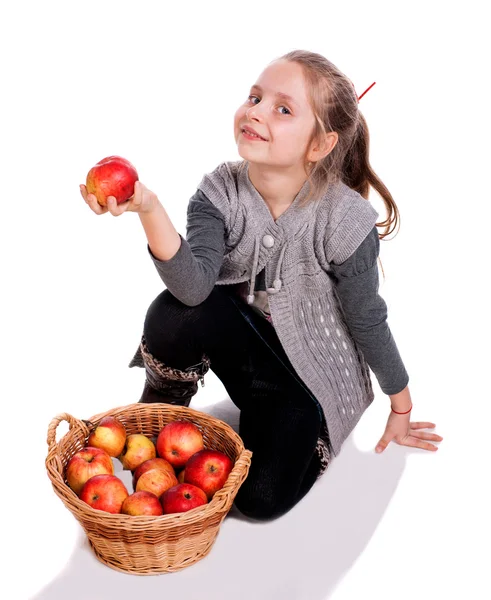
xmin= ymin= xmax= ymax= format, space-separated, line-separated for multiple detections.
xmin=46 ymin=413 xmax=90 ymax=451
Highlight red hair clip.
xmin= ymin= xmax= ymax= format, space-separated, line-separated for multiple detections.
xmin=350 ymin=80 xmax=376 ymax=103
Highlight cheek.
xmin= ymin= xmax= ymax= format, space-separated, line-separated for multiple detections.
xmin=234 ymin=106 xmax=246 ymax=125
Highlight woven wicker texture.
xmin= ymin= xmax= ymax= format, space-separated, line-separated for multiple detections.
xmin=46 ymin=403 xmax=252 ymax=575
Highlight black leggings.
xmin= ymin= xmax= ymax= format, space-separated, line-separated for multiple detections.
xmin=143 ymin=284 xmax=323 ymax=521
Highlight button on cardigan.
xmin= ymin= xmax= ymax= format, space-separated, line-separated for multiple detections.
xmin=130 ymin=161 xmax=409 ymax=457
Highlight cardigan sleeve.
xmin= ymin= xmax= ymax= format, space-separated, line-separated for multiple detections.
xmin=331 ymin=226 xmax=410 ymax=395
xmin=146 ymin=189 xmax=226 ymax=306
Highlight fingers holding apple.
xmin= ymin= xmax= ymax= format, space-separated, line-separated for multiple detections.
xmin=82 ymin=178 xmax=157 ymax=216
xmin=80 ymin=183 xmax=108 ymax=215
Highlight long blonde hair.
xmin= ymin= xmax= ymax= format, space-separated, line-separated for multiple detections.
xmin=239 ymin=50 xmax=403 ymax=279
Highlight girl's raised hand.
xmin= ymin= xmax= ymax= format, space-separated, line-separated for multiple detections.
xmin=79 ymin=181 xmax=159 ymax=216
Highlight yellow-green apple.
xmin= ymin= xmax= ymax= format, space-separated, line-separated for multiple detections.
xmin=119 ymin=434 xmax=156 ymax=471
xmin=65 ymin=446 xmax=114 ymax=496
xmin=87 ymin=416 xmax=126 ymax=458
xmin=177 ymin=469 xmax=186 ymax=484
xmin=160 ymin=483 xmax=208 ymax=514
xmin=121 ymin=491 xmax=163 ymax=516
xmin=135 ymin=468 xmax=178 ymax=498
xmin=184 ymin=449 xmax=233 ymax=500
xmin=132 ymin=457 xmax=176 ymax=489
xmin=156 ymin=420 xmax=204 ymax=469
xmin=80 ymin=474 xmax=129 ymax=514
xmin=86 ymin=155 xmax=138 ymax=206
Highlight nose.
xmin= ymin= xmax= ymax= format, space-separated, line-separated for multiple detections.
xmin=246 ymin=103 xmax=264 ymax=122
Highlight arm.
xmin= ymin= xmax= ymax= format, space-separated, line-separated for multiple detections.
xmin=387 ymin=385 xmax=412 ymax=413
xmin=141 ymin=189 xmax=226 ymax=306
xmin=139 ymin=200 xmax=182 ymax=261
xmin=330 ymin=227 xmax=411 ymax=409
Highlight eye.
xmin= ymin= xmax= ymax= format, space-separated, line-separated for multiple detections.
xmin=247 ymin=95 xmax=291 ymax=115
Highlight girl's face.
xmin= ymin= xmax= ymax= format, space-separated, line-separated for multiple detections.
xmin=234 ymin=60 xmax=317 ymax=170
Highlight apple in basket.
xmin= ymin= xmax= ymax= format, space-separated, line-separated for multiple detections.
xmin=119 ymin=433 xmax=156 ymax=471
xmin=87 ymin=416 xmax=126 ymax=457
xmin=132 ymin=457 xmax=176 ymax=489
xmin=65 ymin=446 xmax=114 ymax=496
xmin=177 ymin=469 xmax=186 ymax=484
xmin=80 ymin=474 xmax=129 ymax=514
xmin=160 ymin=483 xmax=208 ymax=514
xmin=122 ymin=491 xmax=163 ymax=516
xmin=184 ymin=449 xmax=234 ymax=500
xmin=135 ymin=468 xmax=178 ymax=497
xmin=156 ymin=420 xmax=204 ymax=469
xmin=86 ymin=155 xmax=139 ymax=206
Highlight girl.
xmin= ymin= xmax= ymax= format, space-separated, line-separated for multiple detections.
xmin=80 ymin=50 xmax=442 ymax=521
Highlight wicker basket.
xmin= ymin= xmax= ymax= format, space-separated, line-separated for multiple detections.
xmin=45 ymin=402 xmax=252 ymax=575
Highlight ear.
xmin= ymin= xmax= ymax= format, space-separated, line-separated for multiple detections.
xmin=308 ymin=131 xmax=338 ymax=163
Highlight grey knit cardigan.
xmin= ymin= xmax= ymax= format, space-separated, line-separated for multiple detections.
xmin=184 ymin=160 xmax=380 ymax=457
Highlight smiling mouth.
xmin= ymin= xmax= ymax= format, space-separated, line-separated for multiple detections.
xmin=241 ymin=129 xmax=267 ymax=141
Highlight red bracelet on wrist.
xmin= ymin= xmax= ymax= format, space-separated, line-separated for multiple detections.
xmin=391 ymin=403 xmax=412 ymax=415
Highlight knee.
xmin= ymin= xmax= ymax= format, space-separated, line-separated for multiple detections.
xmin=233 ymin=481 xmax=294 ymax=522
xmin=143 ymin=290 xmax=193 ymax=349
xmin=144 ymin=290 xmax=185 ymax=332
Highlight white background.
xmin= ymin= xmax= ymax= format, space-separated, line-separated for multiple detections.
xmin=1 ymin=1 xmax=489 ymax=598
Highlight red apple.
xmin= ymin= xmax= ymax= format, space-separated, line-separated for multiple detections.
xmin=87 ymin=416 xmax=126 ymax=458
xmin=65 ymin=446 xmax=114 ymax=496
xmin=121 ymin=491 xmax=163 ymax=516
xmin=177 ymin=469 xmax=186 ymax=484
xmin=156 ymin=420 xmax=204 ymax=469
xmin=132 ymin=457 xmax=176 ymax=489
xmin=119 ymin=434 xmax=156 ymax=471
xmin=135 ymin=468 xmax=178 ymax=497
xmin=86 ymin=155 xmax=138 ymax=206
xmin=160 ymin=483 xmax=208 ymax=514
xmin=97 ymin=155 xmax=134 ymax=167
xmin=80 ymin=474 xmax=129 ymax=514
xmin=184 ymin=449 xmax=233 ymax=500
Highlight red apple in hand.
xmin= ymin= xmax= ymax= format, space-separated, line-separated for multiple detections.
xmin=132 ymin=457 xmax=176 ymax=489
xmin=119 ymin=434 xmax=156 ymax=471
xmin=135 ymin=468 xmax=178 ymax=498
xmin=86 ymin=155 xmax=138 ymax=206
xmin=65 ymin=446 xmax=114 ymax=496
xmin=160 ymin=483 xmax=208 ymax=514
xmin=80 ymin=474 xmax=129 ymax=514
xmin=87 ymin=416 xmax=126 ymax=458
xmin=121 ymin=491 xmax=163 ymax=516
xmin=184 ymin=449 xmax=233 ymax=500
xmin=156 ymin=420 xmax=204 ymax=469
